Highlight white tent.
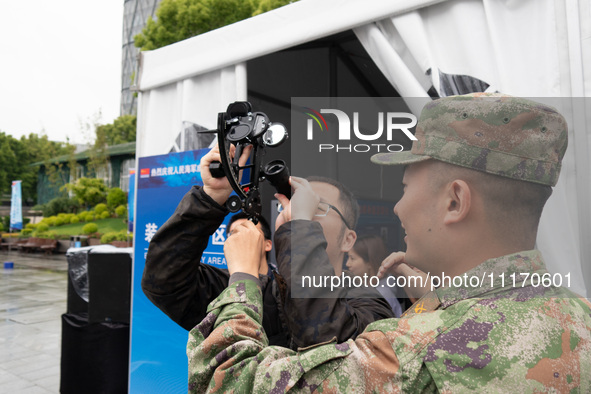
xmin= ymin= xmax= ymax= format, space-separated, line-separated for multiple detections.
xmin=136 ymin=0 xmax=590 ymax=296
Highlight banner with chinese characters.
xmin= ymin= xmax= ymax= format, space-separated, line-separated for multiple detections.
xmin=10 ymin=180 xmax=23 ymax=231
xmin=129 ymin=149 xmax=233 ymax=393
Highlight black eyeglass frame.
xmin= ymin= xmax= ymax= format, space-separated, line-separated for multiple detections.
xmin=315 ymin=202 xmax=353 ymax=230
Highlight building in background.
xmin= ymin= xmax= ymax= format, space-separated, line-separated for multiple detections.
xmin=33 ymin=142 xmax=136 ymax=204
xmin=121 ymin=0 xmax=162 ymax=116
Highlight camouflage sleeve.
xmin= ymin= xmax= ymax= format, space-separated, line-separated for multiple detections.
xmin=188 ymin=279 xmax=402 ymax=393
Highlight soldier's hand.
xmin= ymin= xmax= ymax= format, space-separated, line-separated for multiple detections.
xmin=201 ymin=144 xmax=252 ymax=206
xmin=379 ymin=252 xmax=429 ymax=301
xmin=378 ymin=251 xmax=408 ymax=278
xmin=224 ymin=220 xmax=263 ymax=277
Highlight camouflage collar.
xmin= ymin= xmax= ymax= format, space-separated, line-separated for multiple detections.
xmin=435 ymin=250 xmax=548 ymax=309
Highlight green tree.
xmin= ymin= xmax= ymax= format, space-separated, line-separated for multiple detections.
xmin=63 ymin=177 xmax=108 ymax=209
xmin=134 ymin=0 xmax=296 ymax=51
xmin=39 ymin=197 xmax=80 ymax=217
xmin=95 ymin=115 xmax=136 ymax=146
xmin=253 ymin=0 xmax=293 ymax=15
xmin=107 ymin=187 xmax=127 ymax=209
xmin=0 ymin=132 xmax=73 ymax=202
xmin=21 ymin=132 xmax=75 ymax=200
xmin=0 ymin=138 xmax=17 ymax=194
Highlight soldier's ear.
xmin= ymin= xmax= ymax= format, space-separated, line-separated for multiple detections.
xmin=443 ymin=180 xmax=471 ymax=225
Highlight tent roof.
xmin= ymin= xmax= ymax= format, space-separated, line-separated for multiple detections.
xmin=137 ymin=0 xmax=446 ymax=91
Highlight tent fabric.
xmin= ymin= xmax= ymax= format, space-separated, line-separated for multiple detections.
xmin=353 ymin=0 xmax=590 ymax=296
xmin=136 ymin=64 xmax=247 ymax=157
xmin=136 ymin=0 xmax=446 ymax=91
xmin=353 ymin=0 xmax=589 ymax=96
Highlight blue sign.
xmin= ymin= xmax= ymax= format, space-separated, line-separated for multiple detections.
xmin=128 ymin=170 xmax=135 ymax=232
xmin=10 ymin=180 xmax=22 ymax=230
xmin=129 ymin=149 xmax=232 ymax=393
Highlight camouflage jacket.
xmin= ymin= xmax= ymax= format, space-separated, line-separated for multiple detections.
xmin=188 ymin=250 xmax=591 ymax=392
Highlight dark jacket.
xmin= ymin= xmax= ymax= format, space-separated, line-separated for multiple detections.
xmin=142 ymin=186 xmax=290 ymax=347
xmin=274 ymin=220 xmax=395 ymax=348
xmin=142 ymin=186 xmax=394 ymax=349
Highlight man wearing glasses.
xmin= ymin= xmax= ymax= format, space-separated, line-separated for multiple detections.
xmin=142 ymin=145 xmax=393 ymax=350
xmin=273 ymin=175 xmax=393 ymax=348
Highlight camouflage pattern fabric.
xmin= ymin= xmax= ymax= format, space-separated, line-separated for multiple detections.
xmin=188 ymin=250 xmax=591 ymax=392
xmin=371 ymin=93 xmax=568 ymax=186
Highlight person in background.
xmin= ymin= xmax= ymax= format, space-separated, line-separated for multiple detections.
xmin=347 ymin=235 xmax=403 ymax=316
xmin=273 ymin=175 xmax=395 ymax=348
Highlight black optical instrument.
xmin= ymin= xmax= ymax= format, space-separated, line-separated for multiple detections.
xmin=201 ymin=101 xmax=290 ymax=223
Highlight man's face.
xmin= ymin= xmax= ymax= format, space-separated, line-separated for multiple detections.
xmin=310 ymin=182 xmax=355 ymax=269
xmin=393 ymin=162 xmax=441 ymax=271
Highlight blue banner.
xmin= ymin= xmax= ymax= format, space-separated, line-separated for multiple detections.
xmin=10 ymin=180 xmax=23 ymax=231
xmin=129 ymin=149 xmax=233 ymax=393
xmin=128 ymin=170 xmax=135 ymax=232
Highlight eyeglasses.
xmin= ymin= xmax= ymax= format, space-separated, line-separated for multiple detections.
xmin=315 ymin=202 xmax=353 ymax=229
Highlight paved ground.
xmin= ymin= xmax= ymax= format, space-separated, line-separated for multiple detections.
xmin=0 ymin=251 xmax=67 ymax=393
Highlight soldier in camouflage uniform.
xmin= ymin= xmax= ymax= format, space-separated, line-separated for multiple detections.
xmin=187 ymin=93 xmax=591 ymax=392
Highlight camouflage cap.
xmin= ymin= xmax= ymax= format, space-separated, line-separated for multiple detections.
xmin=371 ymin=93 xmax=568 ymax=186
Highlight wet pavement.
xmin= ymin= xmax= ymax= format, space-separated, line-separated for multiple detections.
xmin=0 ymin=251 xmax=67 ymax=393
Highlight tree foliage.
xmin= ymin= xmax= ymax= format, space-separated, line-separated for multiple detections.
xmin=252 ymin=0 xmax=294 ymax=15
xmin=82 ymin=222 xmax=99 ymax=235
xmin=0 ymin=139 xmax=17 ymax=193
xmin=95 ymin=115 xmax=136 ymax=146
xmin=107 ymin=187 xmax=127 ymax=209
xmin=0 ymin=132 xmax=74 ymax=202
xmin=62 ymin=177 xmax=108 ymax=209
xmin=39 ymin=197 xmax=80 ymax=217
xmin=134 ymin=0 xmax=296 ymax=51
